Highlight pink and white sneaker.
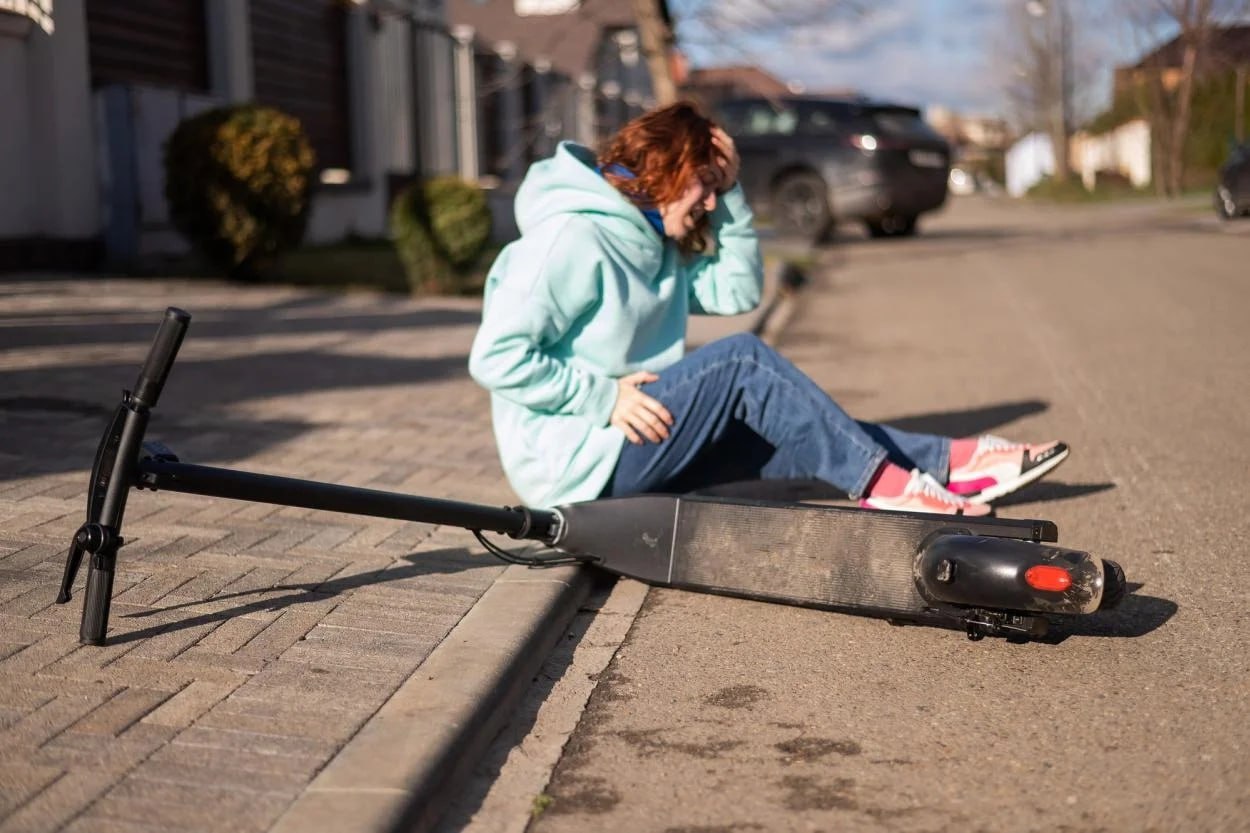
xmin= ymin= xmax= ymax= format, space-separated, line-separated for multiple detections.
xmin=861 ymin=469 xmax=992 ymax=517
xmin=947 ymin=435 xmax=1069 ymax=505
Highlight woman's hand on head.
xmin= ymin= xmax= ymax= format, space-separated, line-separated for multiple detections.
xmin=611 ymin=371 xmax=674 ymax=444
xmin=711 ymin=127 xmax=740 ymax=192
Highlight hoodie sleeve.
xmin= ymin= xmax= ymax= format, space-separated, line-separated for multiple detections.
xmin=684 ymin=183 xmax=764 ymax=316
xmin=468 ymin=217 xmax=619 ymax=426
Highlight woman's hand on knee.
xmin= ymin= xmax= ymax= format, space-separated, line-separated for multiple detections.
xmin=612 ymin=372 xmax=674 ymax=444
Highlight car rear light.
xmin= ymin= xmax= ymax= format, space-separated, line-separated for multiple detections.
xmin=850 ymin=134 xmax=879 ymax=151
xmin=848 ymin=134 xmax=905 ymax=152
xmin=1024 ymin=564 xmax=1073 ymax=592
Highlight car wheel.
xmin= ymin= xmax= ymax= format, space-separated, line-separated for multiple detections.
xmin=773 ymin=173 xmax=831 ymax=241
xmin=866 ymin=214 xmax=917 ymax=238
xmin=1216 ymin=186 xmax=1237 ymax=220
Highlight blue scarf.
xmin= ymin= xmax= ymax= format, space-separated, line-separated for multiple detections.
xmin=597 ymin=163 xmax=665 ymax=237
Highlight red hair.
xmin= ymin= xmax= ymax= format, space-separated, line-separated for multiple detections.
xmin=597 ymin=101 xmax=718 ymax=253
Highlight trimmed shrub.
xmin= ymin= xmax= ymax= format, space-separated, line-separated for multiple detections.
xmin=164 ymin=105 xmax=315 ymax=277
xmin=390 ymin=176 xmax=492 ymax=294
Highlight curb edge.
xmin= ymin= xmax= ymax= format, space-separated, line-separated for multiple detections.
xmin=268 ymin=563 xmax=595 ymax=833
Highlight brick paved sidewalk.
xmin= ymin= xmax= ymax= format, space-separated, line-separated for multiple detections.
xmin=0 ymin=270 xmax=776 ymax=833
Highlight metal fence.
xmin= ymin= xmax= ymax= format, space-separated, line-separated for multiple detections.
xmin=410 ymin=17 xmax=653 ymax=186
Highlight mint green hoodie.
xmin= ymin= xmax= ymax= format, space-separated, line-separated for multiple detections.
xmin=468 ymin=142 xmax=763 ymax=507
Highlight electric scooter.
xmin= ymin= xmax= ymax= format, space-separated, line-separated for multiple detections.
xmin=56 ymin=308 xmax=1125 ymax=645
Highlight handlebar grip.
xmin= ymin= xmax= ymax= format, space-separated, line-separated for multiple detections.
xmin=79 ymin=557 xmax=115 ymax=645
xmin=131 ymin=307 xmax=191 ymax=410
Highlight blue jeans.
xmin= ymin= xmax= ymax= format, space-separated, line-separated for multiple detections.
xmin=603 ymin=333 xmax=951 ymax=500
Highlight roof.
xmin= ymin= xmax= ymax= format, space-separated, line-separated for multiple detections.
xmin=1132 ymin=24 xmax=1250 ymax=70
xmin=444 ymin=0 xmax=667 ymax=78
xmin=682 ymin=65 xmax=791 ymax=98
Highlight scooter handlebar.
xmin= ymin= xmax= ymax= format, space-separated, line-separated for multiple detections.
xmin=131 ymin=307 xmax=191 ymax=409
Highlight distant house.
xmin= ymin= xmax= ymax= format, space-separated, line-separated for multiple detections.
xmin=1114 ymin=24 xmax=1250 ymax=95
xmin=0 ymin=0 xmax=453 ymax=271
xmin=444 ymin=0 xmax=677 ymax=184
xmin=1082 ymin=24 xmax=1250 ymax=193
xmin=681 ymin=65 xmax=792 ymax=108
xmin=1 ymin=0 xmax=678 ymax=272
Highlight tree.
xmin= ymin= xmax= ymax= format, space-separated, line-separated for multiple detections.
xmin=999 ymin=0 xmax=1081 ymax=181
xmin=631 ymin=0 xmax=679 ymax=105
xmin=1119 ymin=0 xmax=1250 ymax=196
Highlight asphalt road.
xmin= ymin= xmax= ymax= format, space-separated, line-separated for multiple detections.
xmin=487 ymin=196 xmax=1250 ymax=833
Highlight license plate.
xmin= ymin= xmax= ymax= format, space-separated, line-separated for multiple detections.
xmin=909 ymin=150 xmax=945 ymax=168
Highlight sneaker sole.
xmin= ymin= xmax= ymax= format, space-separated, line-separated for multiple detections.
xmin=966 ymin=445 xmax=1070 ymax=505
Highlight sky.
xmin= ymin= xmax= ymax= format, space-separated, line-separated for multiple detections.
xmin=672 ymin=0 xmax=1152 ymax=119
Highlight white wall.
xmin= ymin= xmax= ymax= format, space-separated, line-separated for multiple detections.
xmin=1005 ymin=133 xmax=1055 ymax=198
xmin=304 ymin=8 xmax=397 ymax=243
xmin=1073 ymin=120 xmax=1151 ymax=191
xmin=0 ymin=0 xmax=99 ymax=240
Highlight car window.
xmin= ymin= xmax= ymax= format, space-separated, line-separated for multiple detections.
xmin=717 ymin=101 xmax=797 ymax=137
xmin=796 ymin=101 xmax=854 ymax=135
xmin=865 ymin=107 xmax=943 ymax=142
xmin=715 ymin=102 xmax=750 ymax=134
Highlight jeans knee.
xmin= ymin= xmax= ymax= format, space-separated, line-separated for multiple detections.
xmin=719 ymin=332 xmax=767 ymax=356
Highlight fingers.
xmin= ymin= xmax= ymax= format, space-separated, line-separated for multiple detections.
xmin=611 ymin=375 xmax=674 ymax=444
xmin=633 ymin=401 xmax=670 ymax=442
xmin=636 ymin=391 xmax=674 ymax=429
xmin=618 ymin=371 xmax=672 ymax=425
xmin=611 ymin=414 xmax=644 ymax=445
xmin=621 ymin=370 xmax=660 ymax=386
xmin=710 ymin=128 xmax=739 ymax=191
xmin=611 ymin=405 xmax=665 ymax=445
xmin=621 ymin=389 xmax=672 ymax=443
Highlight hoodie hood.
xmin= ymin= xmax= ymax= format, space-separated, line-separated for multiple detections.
xmin=514 ymin=142 xmax=661 ymax=250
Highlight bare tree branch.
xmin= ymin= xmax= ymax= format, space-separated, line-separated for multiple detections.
xmin=1117 ymin=0 xmax=1249 ymax=194
xmin=996 ymin=0 xmax=1081 ymax=179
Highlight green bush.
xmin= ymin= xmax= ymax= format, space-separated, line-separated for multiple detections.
xmin=390 ymin=176 xmax=492 ymax=294
xmin=164 ymin=104 xmax=315 ymax=277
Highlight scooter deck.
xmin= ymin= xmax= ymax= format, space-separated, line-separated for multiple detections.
xmin=556 ymin=495 xmax=1056 ymax=620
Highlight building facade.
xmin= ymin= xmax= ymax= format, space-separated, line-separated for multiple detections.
xmin=0 ymin=0 xmax=671 ymax=272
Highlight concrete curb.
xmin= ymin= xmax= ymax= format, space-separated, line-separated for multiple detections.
xmin=269 ymin=563 xmax=595 ymax=833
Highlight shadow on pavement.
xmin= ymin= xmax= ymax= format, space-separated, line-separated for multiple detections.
xmin=1040 ymin=583 xmax=1178 ymax=643
xmin=820 ymin=225 xmax=1024 ymax=249
xmin=994 ymin=480 xmax=1116 ymax=507
xmin=0 ymin=294 xmax=481 ymax=351
xmin=1 ymin=285 xmax=478 ymax=486
xmin=877 ymin=398 xmax=1050 ymax=438
xmin=104 ymin=547 xmax=492 ymax=646
xmin=0 ymin=349 xmax=471 ymax=484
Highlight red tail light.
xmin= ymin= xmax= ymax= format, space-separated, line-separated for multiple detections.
xmin=1024 ymin=565 xmax=1072 ymax=592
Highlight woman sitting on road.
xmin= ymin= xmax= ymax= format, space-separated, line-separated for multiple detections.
xmin=468 ymin=102 xmax=1068 ymax=515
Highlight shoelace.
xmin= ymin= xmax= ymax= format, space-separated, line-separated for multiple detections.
xmin=912 ymin=472 xmax=969 ymax=507
xmin=977 ymin=434 xmax=1019 ymax=452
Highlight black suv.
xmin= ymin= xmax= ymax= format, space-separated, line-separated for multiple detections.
xmin=713 ymin=96 xmax=951 ymax=239
xmin=1215 ymin=142 xmax=1250 ymax=220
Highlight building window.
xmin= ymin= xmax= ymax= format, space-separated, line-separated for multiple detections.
xmin=250 ymin=0 xmax=352 ymax=171
xmin=85 ymin=0 xmax=210 ymax=91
